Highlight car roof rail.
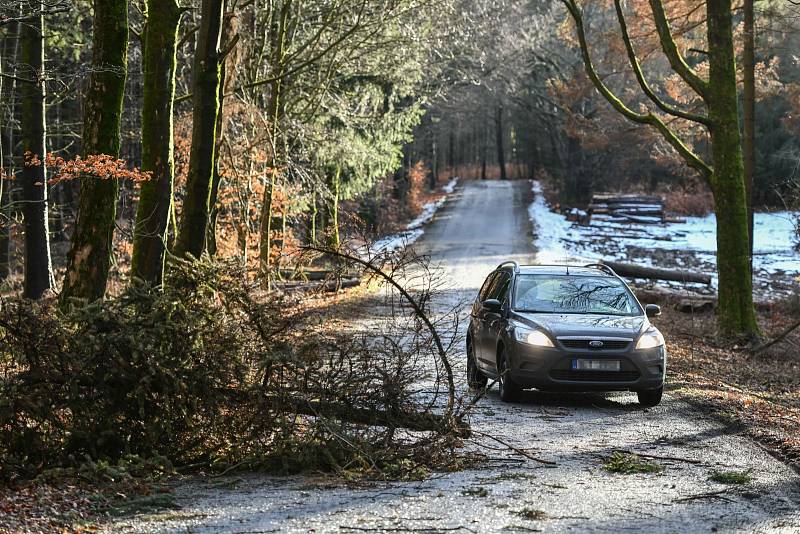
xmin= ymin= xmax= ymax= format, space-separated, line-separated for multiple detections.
xmin=584 ymin=262 xmax=617 ymax=276
xmin=497 ymin=260 xmax=520 ymax=272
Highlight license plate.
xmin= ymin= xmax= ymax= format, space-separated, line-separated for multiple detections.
xmin=572 ymin=359 xmax=621 ymax=372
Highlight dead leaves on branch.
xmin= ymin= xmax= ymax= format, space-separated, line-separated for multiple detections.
xmin=20 ymin=151 xmax=152 ymax=185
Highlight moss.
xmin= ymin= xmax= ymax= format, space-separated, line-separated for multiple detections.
xmin=603 ymin=452 xmax=663 ymax=474
xmin=131 ymin=0 xmax=182 ymax=285
xmin=61 ymin=0 xmax=128 ymax=304
xmin=705 ymin=0 xmax=759 ymax=336
xmin=709 ymin=470 xmax=752 ymax=485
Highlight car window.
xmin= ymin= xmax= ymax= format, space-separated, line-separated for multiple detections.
xmin=513 ymin=274 xmax=640 ymax=316
xmin=478 ymin=272 xmax=498 ymax=301
xmin=488 ymin=272 xmax=512 ymax=302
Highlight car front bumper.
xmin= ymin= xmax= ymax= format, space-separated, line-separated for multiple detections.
xmin=506 ymin=339 xmax=666 ymax=392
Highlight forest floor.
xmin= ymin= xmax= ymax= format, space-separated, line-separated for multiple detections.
xmin=106 ymin=179 xmax=800 ymax=534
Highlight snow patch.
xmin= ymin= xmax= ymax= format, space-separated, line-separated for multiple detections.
xmin=528 ymin=180 xmax=800 ymax=296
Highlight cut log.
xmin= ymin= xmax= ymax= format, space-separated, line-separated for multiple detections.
xmin=593 ymin=194 xmax=663 ymax=204
xmin=613 ymin=213 xmax=664 ymax=224
xmin=610 ymin=209 xmax=665 ymax=217
xmin=602 ymin=260 xmax=712 ymax=285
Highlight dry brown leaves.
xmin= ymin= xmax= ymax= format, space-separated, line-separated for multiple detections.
xmin=661 ymin=306 xmax=800 ymax=464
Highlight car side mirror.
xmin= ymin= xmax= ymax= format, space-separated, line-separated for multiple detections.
xmin=645 ymin=304 xmax=662 ymax=318
xmin=483 ymin=299 xmax=502 ymax=313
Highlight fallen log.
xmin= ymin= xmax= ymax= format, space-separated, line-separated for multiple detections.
xmin=633 ymin=286 xmax=773 ymax=312
xmin=266 ymin=396 xmax=470 ymax=437
xmin=602 ymin=260 xmax=712 ymax=285
xmin=278 ymin=278 xmax=362 ymax=293
xmin=279 ymin=269 xmax=359 ymax=281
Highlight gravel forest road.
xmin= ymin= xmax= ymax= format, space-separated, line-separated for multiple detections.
xmin=116 ymin=180 xmax=800 ymax=533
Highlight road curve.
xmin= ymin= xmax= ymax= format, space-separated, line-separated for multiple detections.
xmin=115 ymin=180 xmax=800 ymax=534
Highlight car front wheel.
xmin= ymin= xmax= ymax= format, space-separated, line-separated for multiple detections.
xmin=637 ymin=386 xmax=663 ymax=407
xmin=467 ymin=339 xmax=488 ymax=390
xmin=497 ymin=348 xmax=521 ymax=402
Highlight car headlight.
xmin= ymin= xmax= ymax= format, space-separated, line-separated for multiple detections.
xmin=513 ymin=326 xmax=554 ymax=347
xmin=636 ymin=328 xmax=665 ymax=350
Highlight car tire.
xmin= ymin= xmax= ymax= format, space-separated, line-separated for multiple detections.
xmin=467 ymin=339 xmax=488 ymax=390
xmin=497 ymin=348 xmax=521 ymax=402
xmin=637 ymin=386 xmax=663 ymax=407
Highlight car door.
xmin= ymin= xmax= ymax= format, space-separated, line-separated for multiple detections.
xmin=478 ymin=271 xmax=511 ymax=367
xmin=472 ymin=272 xmax=498 ymax=364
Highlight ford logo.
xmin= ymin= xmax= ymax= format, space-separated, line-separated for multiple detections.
xmin=589 ymin=340 xmax=604 ymax=349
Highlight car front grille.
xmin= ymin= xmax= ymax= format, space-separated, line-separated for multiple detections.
xmin=559 ymin=339 xmax=630 ymax=351
xmin=550 ymin=370 xmax=640 ymax=382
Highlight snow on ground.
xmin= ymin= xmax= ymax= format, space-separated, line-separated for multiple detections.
xmin=528 ymin=181 xmax=800 ymax=298
xmin=370 ymin=177 xmax=459 ymax=255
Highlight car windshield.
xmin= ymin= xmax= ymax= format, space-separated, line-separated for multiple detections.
xmin=513 ymin=274 xmax=641 ymax=316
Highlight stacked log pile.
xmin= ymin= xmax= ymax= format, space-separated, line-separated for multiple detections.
xmin=587 ymin=193 xmax=685 ymax=224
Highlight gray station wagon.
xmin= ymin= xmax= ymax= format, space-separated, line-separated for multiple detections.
xmin=467 ymin=262 xmax=666 ymax=407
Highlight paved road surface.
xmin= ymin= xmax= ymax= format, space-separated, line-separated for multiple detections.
xmin=116 ymin=180 xmax=800 ymax=533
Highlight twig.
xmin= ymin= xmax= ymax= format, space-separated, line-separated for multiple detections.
xmin=752 ymin=319 xmax=800 ymax=355
xmin=470 ymin=430 xmax=557 ymax=466
xmin=674 ymin=490 xmax=733 ymax=503
xmin=615 ymin=449 xmax=702 ymax=465
xmin=339 ymin=527 xmax=475 ymax=533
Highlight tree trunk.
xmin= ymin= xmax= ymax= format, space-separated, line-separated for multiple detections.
xmin=258 ymin=0 xmax=291 ymax=280
xmin=706 ymin=0 xmax=758 ymax=336
xmin=496 ymin=104 xmax=507 ymax=181
xmin=327 ymin=166 xmax=341 ymax=249
xmin=207 ymin=12 xmax=239 ymax=256
xmin=131 ymin=0 xmax=181 ymax=286
xmin=742 ymin=0 xmax=756 ymax=271
xmin=174 ymin=0 xmax=226 ymax=259
xmin=19 ymin=6 xmax=53 ymax=299
xmin=480 ymin=123 xmax=487 ymax=180
xmin=0 ymin=23 xmax=19 ymax=282
xmin=61 ymin=0 xmax=129 ymax=304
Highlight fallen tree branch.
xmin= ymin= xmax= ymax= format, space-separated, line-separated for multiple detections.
xmin=300 ymin=245 xmax=456 ymax=426
xmin=470 ymin=429 xmax=557 ymax=466
xmin=752 ymin=319 xmax=800 ymax=355
xmin=268 ymin=396 xmax=470 ymax=438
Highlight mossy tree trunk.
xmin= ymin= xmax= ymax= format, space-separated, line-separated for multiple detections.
xmin=174 ymin=0 xmax=226 ymax=259
xmin=130 ymin=0 xmax=181 ymax=286
xmin=706 ymin=0 xmax=758 ymax=335
xmin=61 ymin=0 xmax=128 ymax=304
xmin=742 ymin=0 xmax=756 ymax=268
xmin=19 ymin=6 xmax=53 ymax=299
xmin=207 ymin=12 xmax=239 ymax=256
xmin=564 ymin=0 xmax=759 ymax=336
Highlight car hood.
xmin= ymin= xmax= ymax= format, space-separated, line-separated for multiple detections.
xmin=512 ymin=312 xmax=646 ymax=338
